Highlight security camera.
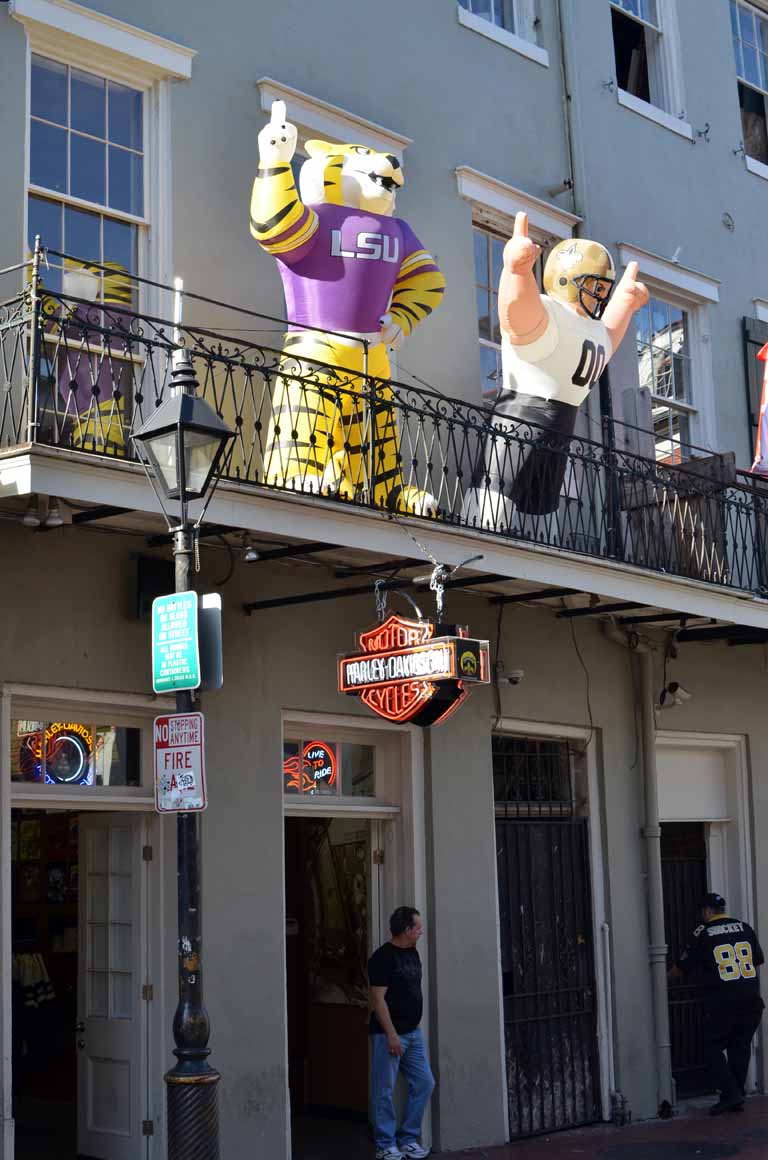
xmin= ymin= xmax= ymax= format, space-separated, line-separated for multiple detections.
xmin=505 ymin=669 xmax=525 ymax=686
xmin=659 ymin=681 xmax=692 ymax=708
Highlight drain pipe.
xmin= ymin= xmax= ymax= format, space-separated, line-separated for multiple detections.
xmin=603 ymin=625 xmax=673 ymax=1114
xmin=637 ymin=647 xmax=674 ymax=1114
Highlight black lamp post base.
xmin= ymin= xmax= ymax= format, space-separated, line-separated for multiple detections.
xmin=166 ymin=1067 xmax=221 ymax=1160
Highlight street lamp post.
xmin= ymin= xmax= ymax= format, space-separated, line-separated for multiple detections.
xmin=134 ymin=349 xmax=234 ymax=1160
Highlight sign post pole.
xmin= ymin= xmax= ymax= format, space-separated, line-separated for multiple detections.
xmin=163 ymin=526 xmax=220 ymax=1159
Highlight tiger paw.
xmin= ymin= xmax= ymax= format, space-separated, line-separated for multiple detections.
xmin=258 ymin=100 xmax=297 ymax=167
xmin=390 ymin=487 xmax=440 ymax=518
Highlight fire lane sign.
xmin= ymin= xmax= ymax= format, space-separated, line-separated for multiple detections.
xmin=154 ymin=712 xmax=206 ymax=813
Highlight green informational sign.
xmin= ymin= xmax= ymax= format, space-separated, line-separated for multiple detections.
xmin=152 ymin=591 xmax=201 ymax=693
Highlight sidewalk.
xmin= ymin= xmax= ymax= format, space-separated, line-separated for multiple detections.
xmin=447 ymin=1096 xmax=768 ymax=1160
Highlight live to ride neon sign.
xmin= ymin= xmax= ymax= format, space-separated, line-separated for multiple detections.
xmin=338 ymin=614 xmax=490 ymax=727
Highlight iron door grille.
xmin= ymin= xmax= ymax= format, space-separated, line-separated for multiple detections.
xmin=661 ymin=821 xmax=711 ymax=1096
xmin=493 ymin=736 xmax=601 ymax=1137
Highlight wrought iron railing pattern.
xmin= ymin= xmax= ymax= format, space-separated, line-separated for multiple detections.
xmin=2 ymin=253 xmax=768 ymax=595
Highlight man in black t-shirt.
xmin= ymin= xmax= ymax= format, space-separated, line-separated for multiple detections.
xmin=668 ymin=892 xmax=765 ymax=1115
xmin=368 ymin=906 xmax=434 ymax=1160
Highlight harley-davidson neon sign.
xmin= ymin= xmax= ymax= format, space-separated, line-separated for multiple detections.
xmin=338 ymin=614 xmax=490 ymax=727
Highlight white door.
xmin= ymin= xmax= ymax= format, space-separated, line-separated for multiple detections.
xmin=77 ymin=813 xmax=147 ymax=1160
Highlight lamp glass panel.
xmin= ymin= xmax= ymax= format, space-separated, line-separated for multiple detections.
xmin=183 ymin=429 xmax=222 ymax=495
xmin=143 ymin=430 xmax=179 ymax=495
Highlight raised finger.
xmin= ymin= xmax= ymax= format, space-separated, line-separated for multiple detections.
xmin=513 ymin=212 xmax=529 ymax=239
xmin=624 ymin=260 xmax=639 ymax=282
xmin=271 ymin=100 xmax=287 ymax=126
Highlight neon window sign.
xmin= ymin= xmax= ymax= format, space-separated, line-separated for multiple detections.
xmin=18 ymin=722 xmax=94 ymax=785
xmin=283 ymin=740 xmax=338 ymax=795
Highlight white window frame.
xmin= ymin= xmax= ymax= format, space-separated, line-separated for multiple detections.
xmin=731 ymin=0 xmax=768 ymax=175
xmin=456 ymin=166 xmax=580 ymax=402
xmin=11 ymin=0 xmax=196 ymax=315
xmin=456 ymin=0 xmax=549 ymax=68
xmin=610 ymin=0 xmax=692 ymax=139
xmin=618 ymin=242 xmax=720 ymax=456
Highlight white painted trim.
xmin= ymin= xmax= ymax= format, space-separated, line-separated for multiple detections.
xmin=6 ymin=446 xmax=768 ymax=632
xmin=746 ymin=154 xmax=768 ymax=182
xmin=9 ymin=0 xmax=195 ymax=81
xmin=455 ymin=166 xmax=580 ymax=240
xmin=617 ymin=243 xmax=720 ymax=304
xmin=616 ymin=89 xmax=693 ymax=140
xmin=283 ymin=799 xmax=401 ymax=818
xmin=753 ymin=298 xmax=768 ymax=323
xmin=256 ymin=78 xmax=411 ymax=160
xmin=492 ymin=717 xmax=613 ymax=1120
xmin=456 ymin=5 xmax=550 ymax=68
xmin=4 ymin=682 xmax=174 ymax=714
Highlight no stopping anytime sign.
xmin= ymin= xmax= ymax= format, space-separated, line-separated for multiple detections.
xmin=153 ymin=712 xmax=207 ymax=812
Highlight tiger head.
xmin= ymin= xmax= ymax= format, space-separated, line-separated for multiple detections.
xmin=299 ymin=140 xmax=404 ymax=216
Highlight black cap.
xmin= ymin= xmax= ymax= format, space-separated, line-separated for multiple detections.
xmin=702 ymin=892 xmax=726 ymax=911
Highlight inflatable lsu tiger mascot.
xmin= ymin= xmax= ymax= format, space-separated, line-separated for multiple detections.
xmin=250 ymin=101 xmax=445 ymax=513
xmin=465 ymin=212 xmax=648 ymax=528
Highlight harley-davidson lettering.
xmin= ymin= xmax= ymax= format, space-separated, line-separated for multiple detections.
xmin=337 ymin=613 xmax=490 ymax=728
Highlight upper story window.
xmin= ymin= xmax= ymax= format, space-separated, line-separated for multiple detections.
xmin=473 ymin=222 xmax=545 ymax=400
xmin=610 ymin=0 xmax=663 ymax=105
xmin=28 ymin=54 xmax=144 ymax=309
xmin=458 ymin=0 xmax=517 ymax=34
xmin=731 ymin=0 xmax=768 ymax=165
xmin=456 ymin=0 xmax=546 ymax=63
xmin=635 ymin=295 xmax=694 ymax=462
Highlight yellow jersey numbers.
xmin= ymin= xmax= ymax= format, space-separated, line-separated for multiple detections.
xmin=714 ymin=941 xmax=757 ymax=981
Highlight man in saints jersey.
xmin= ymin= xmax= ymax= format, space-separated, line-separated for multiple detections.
xmin=668 ymin=892 xmax=765 ymax=1114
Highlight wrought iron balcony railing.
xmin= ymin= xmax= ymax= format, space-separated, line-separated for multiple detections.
xmin=2 ymin=248 xmax=768 ymax=595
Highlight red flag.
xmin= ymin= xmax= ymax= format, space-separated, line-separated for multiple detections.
xmin=751 ymin=342 xmax=768 ymax=475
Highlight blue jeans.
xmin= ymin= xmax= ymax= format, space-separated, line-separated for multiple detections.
xmin=371 ymin=1027 xmax=435 ymax=1150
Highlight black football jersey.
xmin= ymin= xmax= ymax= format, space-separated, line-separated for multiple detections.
xmin=677 ymin=916 xmax=764 ymax=1001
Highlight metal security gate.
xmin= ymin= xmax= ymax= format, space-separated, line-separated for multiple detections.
xmin=494 ymin=736 xmax=600 ymax=1137
xmin=661 ymin=821 xmax=710 ymax=1096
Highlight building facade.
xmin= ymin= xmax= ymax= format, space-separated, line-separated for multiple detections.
xmin=1 ymin=1 xmax=768 ymax=1158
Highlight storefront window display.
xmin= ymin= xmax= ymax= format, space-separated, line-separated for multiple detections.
xmin=11 ymin=720 xmax=141 ymax=787
xmin=283 ymin=739 xmax=375 ymax=798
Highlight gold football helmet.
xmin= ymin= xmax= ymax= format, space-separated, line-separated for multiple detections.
xmin=543 ymin=239 xmax=616 ymax=320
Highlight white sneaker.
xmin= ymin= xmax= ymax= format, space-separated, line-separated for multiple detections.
xmin=375 ymin=1149 xmax=403 ymax=1160
xmin=399 ymin=1143 xmax=431 ymax=1158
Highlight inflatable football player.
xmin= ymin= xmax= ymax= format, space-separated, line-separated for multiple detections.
xmin=250 ymin=101 xmax=445 ymax=513
xmin=467 ymin=212 xmax=648 ymax=526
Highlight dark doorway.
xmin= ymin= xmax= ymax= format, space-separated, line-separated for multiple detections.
xmin=661 ymin=821 xmax=711 ymax=1096
xmin=493 ymin=736 xmax=601 ymax=1137
xmin=12 ymin=809 xmax=79 ymax=1160
xmin=285 ymin=816 xmax=374 ymax=1159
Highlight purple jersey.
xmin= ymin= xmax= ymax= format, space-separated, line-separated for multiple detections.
xmin=275 ymin=203 xmax=423 ymax=334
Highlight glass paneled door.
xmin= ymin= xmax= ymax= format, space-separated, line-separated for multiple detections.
xmin=77 ymin=814 xmax=147 ymax=1159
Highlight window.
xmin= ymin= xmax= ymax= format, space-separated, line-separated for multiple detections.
xmin=11 ymin=719 xmax=142 ymax=788
xmin=473 ymin=222 xmax=545 ymax=400
xmin=731 ymin=0 xmax=768 ymax=165
xmin=283 ymin=738 xmax=375 ymax=798
xmin=635 ymin=295 xmax=694 ymax=462
xmin=456 ymin=0 xmax=546 ymax=62
xmin=611 ymin=0 xmax=664 ymax=105
xmin=458 ymin=0 xmax=517 ymax=34
xmin=28 ymin=54 xmax=143 ymax=309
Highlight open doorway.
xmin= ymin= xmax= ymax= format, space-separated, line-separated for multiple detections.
xmin=11 ymin=808 xmax=151 ymax=1160
xmin=285 ymin=817 xmax=378 ymax=1160
xmin=12 ymin=809 xmax=79 ymax=1158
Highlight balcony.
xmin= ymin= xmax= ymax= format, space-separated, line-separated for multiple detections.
xmin=2 ymin=250 xmax=768 ymax=601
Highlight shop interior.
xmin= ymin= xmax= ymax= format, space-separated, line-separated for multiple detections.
xmin=12 ymin=808 xmax=79 ymax=1160
xmin=285 ymin=816 xmax=374 ymax=1160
